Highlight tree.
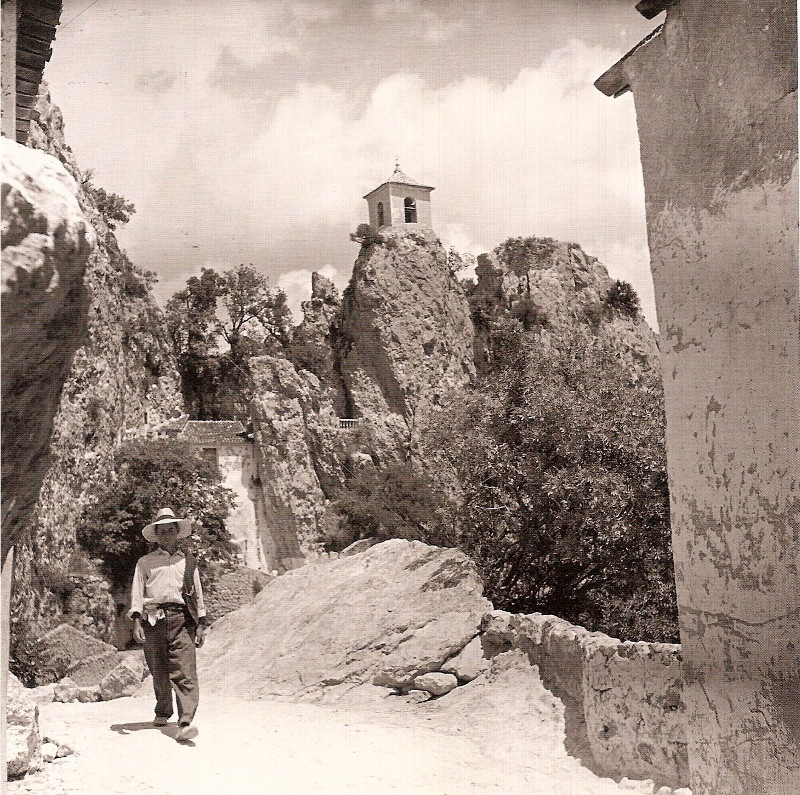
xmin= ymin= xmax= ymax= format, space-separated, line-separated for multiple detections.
xmin=78 ymin=440 xmax=239 ymax=592
xmin=604 ymin=279 xmax=641 ymax=319
xmin=422 ymin=327 xmax=677 ymax=642
xmin=166 ymin=265 xmax=293 ymax=419
xmin=80 ymin=169 xmax=136 ymax=230
xmin=216 ymin=264 xmax=292 ymax=351
xmin=329 ymin=461 xmax=441 ymax=551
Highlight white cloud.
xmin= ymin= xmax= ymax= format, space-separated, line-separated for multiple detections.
xmin=50 ymin=27 xmax=655 ymax=326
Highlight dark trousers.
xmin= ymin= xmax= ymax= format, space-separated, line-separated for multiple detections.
xmin=142 ymin=610 xmax=199 ymax=725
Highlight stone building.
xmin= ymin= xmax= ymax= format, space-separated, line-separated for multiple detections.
xmin=364 ymin=163 xmax=434 ymax=231
xmin=179 ymin=421 xmax=267 ymax=570
xmin=596 ymin=2 xmax=798 ymax=793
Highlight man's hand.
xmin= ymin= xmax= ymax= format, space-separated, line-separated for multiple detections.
xmin=195 ymin=624 xmax=206 ymax=648
xmin=132 ymin=618 xmax=145 ymax=645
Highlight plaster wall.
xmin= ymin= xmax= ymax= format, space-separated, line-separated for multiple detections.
xmin=481 ymin=611 xmax=687 ymax=788
xmin=619 ymin=2 xmax=799 ymax=792
xmin=366 ymin=183 xmax=433 ymax=230
xmin=213 ymin=442 xmax=265 ymax=570
xmin=1 ymin=0 xmax=17 ymax=139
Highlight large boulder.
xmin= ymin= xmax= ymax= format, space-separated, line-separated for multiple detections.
xmin=198 ymin=539 xmax=491 ymax=700
xmin=29 ymin=623 xmax=118 ymax=685
xmin=1 ymin=139 xmax=95 ymax=556
xmin=100 ymin=652 xmax=148 ymax=700
xmin=6 ymin=673 xmax=43 ymax=779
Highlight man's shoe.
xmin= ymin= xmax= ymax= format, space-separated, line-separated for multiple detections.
xmin=153 ymin=717 xmax=169 ymax=727
xmin=176 ymin=723 xmax=198 ymax=742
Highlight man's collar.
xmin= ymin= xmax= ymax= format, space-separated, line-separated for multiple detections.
xmin=155 ymin=547 xmax=184 ymax=556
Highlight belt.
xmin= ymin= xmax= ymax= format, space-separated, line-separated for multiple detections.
xmin=159 ymin=603 xmax=186 ymax=611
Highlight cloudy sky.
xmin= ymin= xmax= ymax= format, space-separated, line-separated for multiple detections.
xmin=46 ymin=0 xmax=658 ymax=326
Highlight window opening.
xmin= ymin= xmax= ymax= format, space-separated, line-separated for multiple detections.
xmin=404 ymin=197 xmax=417 ymax=223
xmin=377 ymin=202 xmax=385 ymax=227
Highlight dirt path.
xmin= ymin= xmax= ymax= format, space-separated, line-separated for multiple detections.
xmin=8 ymin=690 xmax=660 ymax=795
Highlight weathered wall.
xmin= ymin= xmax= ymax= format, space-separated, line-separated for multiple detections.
xmin=615 ymin=2 xmax=798 ymax=792
xmin=214 ymin=442 xmax=264 ymax=569
xmin=366 ymin=183 xmax=433 ymax=230
xmin=481 ymin=610 xmax=687 ymax=789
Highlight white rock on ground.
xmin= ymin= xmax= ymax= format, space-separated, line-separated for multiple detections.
xmin=6 ymin=674 xmax=43 ymax=779
xmin=413 ymin=672 xmax=458 ymax=696
xmin=53 ymin=678 xmax=79 ymax=704
xmin=440 ymin=635 xmax=489 ymax=682
xmin=100 ymin=654 xmax=148 ymax=701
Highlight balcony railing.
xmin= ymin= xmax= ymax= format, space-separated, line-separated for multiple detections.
xmin=339 ymin=418 xmax=360 ymax=429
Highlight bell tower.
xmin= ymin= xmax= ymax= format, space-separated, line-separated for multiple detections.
xmin=363 ymin=163 xmax=434 ymax=231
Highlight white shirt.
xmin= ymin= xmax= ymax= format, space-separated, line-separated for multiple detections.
xmin=129 ymin=548 xmax=206 ymax=620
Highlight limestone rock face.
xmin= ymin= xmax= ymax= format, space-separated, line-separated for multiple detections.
xmin=413 ymin=672 xmax=458 ymax=696
xmin=471 ymin=239 xmax=659 ymax=375
xmin=10 ymin=87 xmax=183 ymax=647
xmin=288 ymin=272 xmax=346 ymax=416
xmin=249 ymin=355 xmax=346 ymax=572
xmin=337 ymin=228 xmax=475 ymax=458
xmin=6 ymin=673 xmax=43 ymax=779
xmin=1 ymin=139 xmax=96 ymax=558
xmin=198 ymin=539 xmax=491 ymax=700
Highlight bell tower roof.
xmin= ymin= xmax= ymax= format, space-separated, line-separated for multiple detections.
xmin=363 ymin=163 xmax=435 ymax=199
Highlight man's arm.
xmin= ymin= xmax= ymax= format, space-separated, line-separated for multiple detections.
xmin=129 ymin=560 xmax=146 ymax=644
xmin=193 ymin=567 xmax=208 ymax=646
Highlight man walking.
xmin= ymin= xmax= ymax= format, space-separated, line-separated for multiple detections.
xmin=129 ymin=508 xmax=207 ymax=742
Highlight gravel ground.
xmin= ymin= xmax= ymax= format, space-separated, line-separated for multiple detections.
xmin=7 ymin=691 xmax=669 ymax=795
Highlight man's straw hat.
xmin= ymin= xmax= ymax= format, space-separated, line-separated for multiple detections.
xmin=142 ymin=508 xmax=192 ymax=543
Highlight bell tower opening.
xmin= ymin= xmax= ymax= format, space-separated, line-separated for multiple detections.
xmin=404 ymin=197 xmax=417 ymax=223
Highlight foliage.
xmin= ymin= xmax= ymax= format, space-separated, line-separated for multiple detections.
xmin=497 ymin=236 xmax=559 ymax=274
xmin=77 ymin=440 xmax=239 ymax=592
xmin=80 ymin=169 xmax=136 ymax=230
xmin=166 ymin=265 xmax=291 ymax=418
xmin=350 ymin=223 xmax=385 ymax=246
xmin=329 ymin=462 xmax=441 ymax=551
xmin=604 ymin=279 xmax=641 ymax=319
xmin=422 ymin=327 xmax=677 ymax=642
xmin=216 ymin=263 xmax=293 ymax=349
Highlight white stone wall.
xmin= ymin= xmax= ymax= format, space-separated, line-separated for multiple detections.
xmin=481 ymin=611 xmax=688 ymax=788
xmin=192 ymin=441 xmax=266 ymax=570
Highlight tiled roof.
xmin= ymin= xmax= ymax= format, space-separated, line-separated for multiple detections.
xmin=180 ymin=421 xmax=249 ymax=445
xmin=15 ymin=1 xmax=63 ymax=144
xmin=363 ymin=163 xmax=435 ymax=198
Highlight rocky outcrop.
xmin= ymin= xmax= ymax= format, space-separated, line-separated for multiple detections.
xmin=470 ymin=238 xmax=659 ymax=375
xmin=10 ymin=87 xmax=183 ymax=651
xmin=1 ymin=140 xmax=96 ymax=559
xmin=288 ymin=272 xmax=346 ymax=416
xmin=336 ymin=228 xmax=476 ymax=459
xmin=198 ymin=539 xmax=491 ymax=700
xmin=249 ymin=355 xmax=344 ymax=571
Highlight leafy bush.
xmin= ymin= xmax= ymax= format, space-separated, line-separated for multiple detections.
xmin=497 ymin=236 xmax=559 ymax=274
xmin=78 ymin=440 xmax=239 ymax=592
xmin=604 ymin=280 xmax=641 ymax=319
xmin=329 ymin=462 xmax=441 ymax=551
xmin=80 ymin=170 xmax=135 ymax=230
xmin=350 ymin=224 xmax=384 ymax=247
xmin=422 ymin=327 xmax=677 ymax=642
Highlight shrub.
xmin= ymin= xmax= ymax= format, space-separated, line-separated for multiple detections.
xmin=604 ymin=280 xmax=641 ymax=319
xmin=78 ymin=440 xmax=239 ymax=592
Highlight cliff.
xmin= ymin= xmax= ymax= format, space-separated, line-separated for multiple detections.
xmin=470 ymin=237 xmax=659 ymax=375
xmin=10 ymin=88 xmax=183 ymax=648
xmin=336 ymin=227 xmax=476 ymax=460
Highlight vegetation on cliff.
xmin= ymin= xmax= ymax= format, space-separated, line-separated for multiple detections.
xmin=166 ymin=264 xmax=292 ymax=420
xmin=327 ymin=235 xmax=677 ymax=642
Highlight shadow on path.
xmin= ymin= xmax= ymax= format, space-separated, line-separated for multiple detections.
xmin=110 ymin=722 xmax=197 ymax=747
